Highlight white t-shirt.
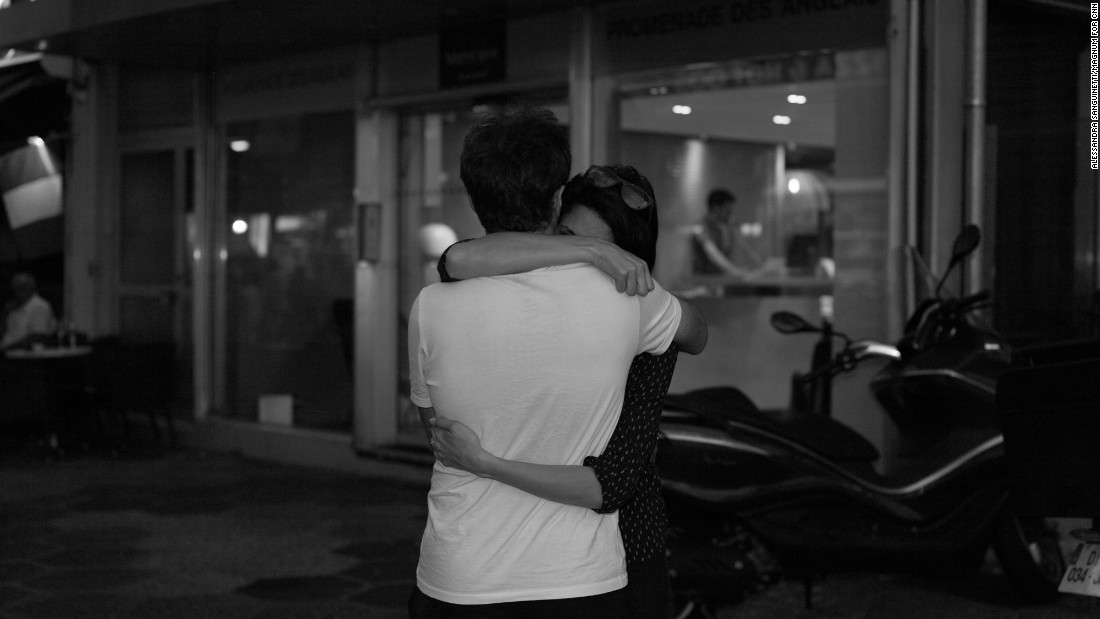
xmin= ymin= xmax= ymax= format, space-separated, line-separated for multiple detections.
xmin=408 ymin=263 xmax=682 ymax=605
xmin=2 ymin=294 xmax=56 ymax=348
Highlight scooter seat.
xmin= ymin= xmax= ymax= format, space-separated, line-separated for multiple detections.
xmin=665 ymin=387 xmax=880 ymax=463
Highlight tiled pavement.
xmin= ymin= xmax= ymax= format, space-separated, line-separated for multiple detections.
xmin=2 ymin=443 xmax=1099 ymax=619
xmin=1 ymin=446 xmax=428 ymax=619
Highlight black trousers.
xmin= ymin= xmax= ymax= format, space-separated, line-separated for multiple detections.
xmin=408 ymin=584 xmax=630 ymax=619
xmin=624 ymin=554 xmax=671 ymax=619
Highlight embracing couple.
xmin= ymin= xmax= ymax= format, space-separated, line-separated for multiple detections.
xmin=407 ymin=107 xmax=708 ymax=618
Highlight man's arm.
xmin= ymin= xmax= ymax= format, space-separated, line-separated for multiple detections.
xmin=407 ymin=296 xmax=435 ymax=446
xmin=443 ymin=233 xmax=654 ymax=296
xmin=698 ymin=234 xmax=753 ymax=278
xmin=418 ymin=406 xmax=435 ymax=444
xmin=674 ymin=297 xmax=707 ymax=355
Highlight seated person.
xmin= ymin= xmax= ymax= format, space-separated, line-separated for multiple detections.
xmin=2 ymin=273 xmax=57 ymax=351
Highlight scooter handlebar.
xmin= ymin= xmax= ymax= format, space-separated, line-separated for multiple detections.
xmin=851 ymin=340 xmax=902 ymax=362
xmin=794 ymin=340 xmax=899 ymax=385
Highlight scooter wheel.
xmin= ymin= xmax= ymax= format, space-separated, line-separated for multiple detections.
xmin=991 ymin=514 xmax=1064 ymax=603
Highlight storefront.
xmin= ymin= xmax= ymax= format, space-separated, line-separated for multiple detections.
xmin=7 ymin=0 xmax=1091 ymax=472
xmin=3 ymin=0 xmax=901 ymax=462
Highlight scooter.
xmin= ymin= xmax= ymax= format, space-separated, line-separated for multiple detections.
xmin=658 ymin=225 xmax=1066 ymax=615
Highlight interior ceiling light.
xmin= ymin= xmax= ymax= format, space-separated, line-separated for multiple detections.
xmin=672 ymin=105 xmax=692 ymax=115
xmin=773 ymin=115 xmax=791 ymax=125
xmin=787 ymin=94 xmax=807 ymax=104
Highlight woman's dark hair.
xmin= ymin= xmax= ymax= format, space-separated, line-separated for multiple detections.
xmin=560 ymin=164 xmax=659 ymax=270
xmin=459 ymin=107 xmax=571 ymax=233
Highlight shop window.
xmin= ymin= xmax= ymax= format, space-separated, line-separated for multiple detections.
xmin=223 ymin=110 xmax=355 ymax=431
xmin=618 ymin=59 xmax=836 ymax=297
xmin=616 ymin=51 xmax=888 ymax=410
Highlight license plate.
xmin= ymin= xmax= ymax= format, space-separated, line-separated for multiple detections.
xmin=1059 ymin=543 xmax=1100 ymax=597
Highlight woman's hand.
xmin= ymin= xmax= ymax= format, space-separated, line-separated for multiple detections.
xmin=587 ymin=238 xmax=654 ymax=296
xmin=430 ymin=417 xmax=495 ymax=475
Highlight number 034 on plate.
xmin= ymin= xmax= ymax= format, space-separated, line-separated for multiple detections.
xmin=1059 ymin=543 xmax=1100 ymax=597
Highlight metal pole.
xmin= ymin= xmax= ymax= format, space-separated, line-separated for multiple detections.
xmin=965 ymin=0 xmax=987 ymax=296
xmin=906 ymin=0 xmax=921 ymax=315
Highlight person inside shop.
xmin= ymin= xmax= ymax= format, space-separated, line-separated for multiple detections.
xmin=428 ymin=162 xmax=707 ymax=618
xmin=692 ymin=187 xmax=763 ymax=278
xmin=1 ymin=272 xmax=57 ymax=351
xmin=407 ymin=107 xmax=704 ymax=617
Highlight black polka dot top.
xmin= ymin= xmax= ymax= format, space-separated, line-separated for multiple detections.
xmin=585 ymin=345 xmax=679 ymax=565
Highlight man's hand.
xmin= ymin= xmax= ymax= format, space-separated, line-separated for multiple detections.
xmin=588 ymin=239 xmax=654 ymax=296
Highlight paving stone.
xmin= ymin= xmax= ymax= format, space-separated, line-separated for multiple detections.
xmin=0 ymin=524 xmax=59 ymax=543
xmin=71 ymin=486 xmax=236 ymax=516
xmin=68 ymin=488 xmax=162 ymax=513
xmin=119 ymin=593 xmax=265 ymax=619
xmin=339 ymin=553 xmax=419 ymax=581
xmin=7 ymin=592 xmax=140 ymax=619
xmin=249 ymin=599 xmax=376 ymax=619
xmin=24 ymin=567 xmax=155 ymax=592
xmin=0 ymin=584 xmax=35 ymax=606
xmin=36 ymin=544 xmax=146 ymax=568
xmin=0 ymin=560 xmax=49 ymax=583
xmin=0 ymin=540 xmax=58 ymax=563
xmin=348 ymin=582 xmax=416 ymax=607
xmin=52 ymin=526 xmax=147 ymax=547
xmin=333 ymin=539 xmax=419 ymax=562
xmin=235 ymin=575 xmax=362 ymax=602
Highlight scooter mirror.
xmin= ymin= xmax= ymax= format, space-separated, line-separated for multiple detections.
xmin=935 ymin=224 xmax=982 ymax=297
xmin=770 ymin=311 xmax=818 ymax=334
xmin=951 ymin=224 xmax=981 ymax=263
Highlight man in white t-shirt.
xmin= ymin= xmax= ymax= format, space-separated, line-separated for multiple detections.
xmin=1 ymin=272 xmax=56 ymax=351
xmin=407 ymin=108 xmax=702 ymax=617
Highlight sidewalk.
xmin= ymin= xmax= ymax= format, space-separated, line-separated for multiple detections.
xmin=1 ymin=445 xmax=430 ymax=619
xmin=2 ymin=445 xmax=1098 ymax=619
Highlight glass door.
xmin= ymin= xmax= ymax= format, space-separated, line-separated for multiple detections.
xmin=222 ymin=110 xmax=356 ymax=431
xmin=117 ymin=143 xmax=195 ymax=411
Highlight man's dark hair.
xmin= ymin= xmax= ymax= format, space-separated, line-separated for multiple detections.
xmin=459 ymin=107 xmax=571 ymax=233
xmin=707 ymin=188 xmax=736 ymax=210
xmin=561 ymin=165 xmax=659 ymax=270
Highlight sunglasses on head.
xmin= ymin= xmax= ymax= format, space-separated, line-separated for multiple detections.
xmin=584 ymin=165 xmax=654 ymax=211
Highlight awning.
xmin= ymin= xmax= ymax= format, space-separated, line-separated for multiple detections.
xmin=0 ymin=54 xmax=67 ymax=261
xmin=0 ymin=52 xmax=69 ymax=155
xmin=0 ymin=53 xmax=52 ymax=105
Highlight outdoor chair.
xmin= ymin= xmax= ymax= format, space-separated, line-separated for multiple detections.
xmin=86 ymin=337 xmax=177 ymax=449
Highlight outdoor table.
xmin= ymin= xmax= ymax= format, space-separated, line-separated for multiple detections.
xmin=3 ymin=345 xmax=92 ymax=454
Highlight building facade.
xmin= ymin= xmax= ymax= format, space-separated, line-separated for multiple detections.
xmin=0 ymin=0 xmax=1093 ymax=471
